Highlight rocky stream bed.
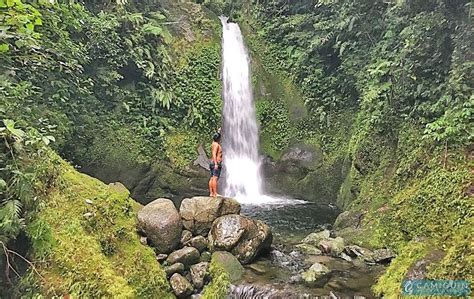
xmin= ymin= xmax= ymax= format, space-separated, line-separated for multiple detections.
xmin=136 ymin=196 xmax=395 ymax=298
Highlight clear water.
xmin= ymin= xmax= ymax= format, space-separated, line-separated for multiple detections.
xmin=241 ymin=201 xmax=339 ymax=243
xmin=239 ymin=203 xmax=384 ymax=298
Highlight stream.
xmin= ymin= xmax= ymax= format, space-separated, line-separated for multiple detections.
xmin=236 ymin=202 xmax=385 ymax=298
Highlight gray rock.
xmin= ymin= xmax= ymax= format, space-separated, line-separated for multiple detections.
xmin=156 ymin=253 xmax=168 ymax=263
xmin=208 ymin=215 xmax=272 ymax=264
xmin=181 ymin=230 xmax=193 ymax=245
xmin=333 ymin=210 xmax=365 ymax=230
xmin=301 ymin=229 xmax=330 ymax=246
xmin=344 ymin=245 xmax=372 ymax=258
xmin=190 ymin=236 xmax=208 ymax=252
xmin=339 ymin=252 xmax=352 ymax=262
xmin=295 ymin=243 xmax=323 ymax=255
xmin=165 ymin=263 xmax=185 ymax=277
xmin=170 ymin=273 xmax=194 ymax=298
xmin=190 ymin=262 xmax=209 ymax=289
xmin=166 ymin=247 xmax=200 ymax=266
xmin=302 ymin=262 xmax=330 ymax=286
xmin=366 ymin=248 xmax=396 ymax=264
xmin=179 ymin=196 xmax=241 ymax=235
xmin=211 ymin=251 xmax=244 ymax=282
xmin=319 ymin=237 xmax=344 ymax=256
xmin=137 ymin=198 xmax=182 ymax=253
xmin=200 ymin=251 xmax=212 ymax=262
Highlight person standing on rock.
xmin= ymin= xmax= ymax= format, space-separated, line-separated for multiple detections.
xmin=209 ymin=128 xmax=222 ymax=197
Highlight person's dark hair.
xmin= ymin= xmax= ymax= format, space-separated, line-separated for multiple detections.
xmin=213 ymin=132 xmax=221 ymax=142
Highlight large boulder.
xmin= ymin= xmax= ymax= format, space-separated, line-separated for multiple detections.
xmin=211 ymin=251 xmax=244 ymax=282
xmin=170 ymin=273 xmax=194 ymax=298
xmin=166 ymin=247 xmax=200 ymax=267
xmin=208 ymin=215 xmax=272 ymax=264
xmin=137 ymin=198 xmax=182 ymax=253
xmin=180 ymin=196 xmax=241 ymax=235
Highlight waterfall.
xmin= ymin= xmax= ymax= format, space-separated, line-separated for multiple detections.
xmin=219 ymin=17 xmax=306 ymax=206
xmin=220 ymin=17 xmax=263 ymax=201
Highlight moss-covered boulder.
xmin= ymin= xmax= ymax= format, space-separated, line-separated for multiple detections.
xmin=137 ymin=198 xmax=183 ymax=253
xmin=210 ymin=251 xmax=244 ymax=282
xmin=23 ymin=162 xmax=173 ymax=298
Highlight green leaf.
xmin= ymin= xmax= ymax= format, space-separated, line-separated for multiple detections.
xmin=26 ymin=23 xmax=34 ymax=32
xmin=0 ymin=43 xmax=9 ymax=53
xmin=3 ymin=119 xmax=25 ymax=138
xmin=0 ymin=179 xmax=6 ymax=191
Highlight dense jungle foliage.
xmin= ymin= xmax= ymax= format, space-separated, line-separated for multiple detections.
xmin=1 ymin=0 xmax=220 ymax=295
xmin=208 ymin=0 xmax=473 ymax=296
xmin=0 ymin=0 xmax=472 ymax=297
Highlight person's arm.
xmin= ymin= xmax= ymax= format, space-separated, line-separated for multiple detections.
xmin=212 ymin=143 xmax=219 ymax=168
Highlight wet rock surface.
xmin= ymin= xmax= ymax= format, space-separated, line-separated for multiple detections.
xmin=212 ymin=251 xmax=245 ymax=282
xmin=209 ymin=214 xmax=272 ymax=264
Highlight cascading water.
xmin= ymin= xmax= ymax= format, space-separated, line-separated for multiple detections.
xmin=220 ymin=16 xmax=263 ymax=201
xmin=220 ymin=17 xmax=306 ymax=205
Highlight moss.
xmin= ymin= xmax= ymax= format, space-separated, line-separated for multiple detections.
xmin=22 ymin=160 xmax=172 ymax=298
xmin=373 ymin=241 xmax=429 ymax=297
xmin=164 ymin=129 xmax=200 ymax=170
xmin=201 ymin=259 xmax=231 ymax=299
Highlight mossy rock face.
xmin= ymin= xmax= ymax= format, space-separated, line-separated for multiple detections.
xmin=263 ymin=154 xmax=344 ymax=203
xmin=85 ymin=160 xmax=210 ymax=206
xmin=23 ymin=160 xmax=173 ymax=298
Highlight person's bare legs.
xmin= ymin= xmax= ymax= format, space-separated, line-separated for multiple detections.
xmin=212 ymin=177 xmax=218 ymax=197
xmin=209 ymin=177 xmax=213 ymax=196
xmin=209 ymin=176 xmax=218 ymax=197
xmin=214 ymin=177 xmax=219 ymax=197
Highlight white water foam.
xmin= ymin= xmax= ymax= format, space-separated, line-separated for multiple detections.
xmin=220 ymin=17 xmax=305 ymax=206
